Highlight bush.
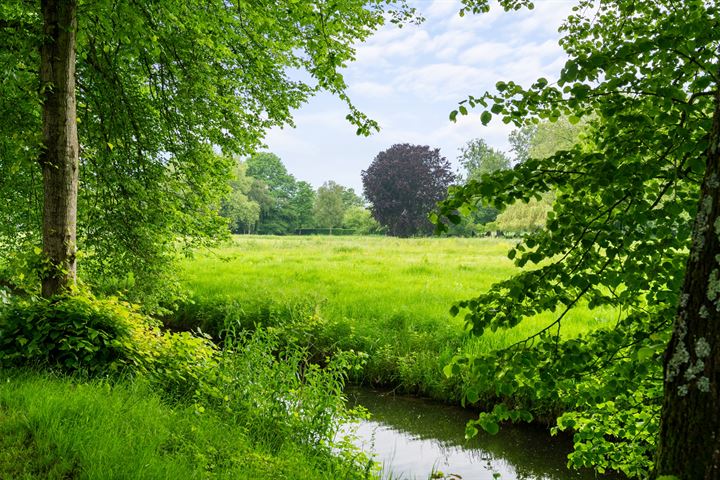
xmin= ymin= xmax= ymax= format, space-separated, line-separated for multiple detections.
xmin=0 ymin=293 xmax=218 ymax=398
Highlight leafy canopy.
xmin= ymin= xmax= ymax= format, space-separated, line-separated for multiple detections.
xmin=436 ymin=0 xmax=719 ymax=476
xmin=363 ymin=143 xmax=455 ymax=237
xmin=0 ymin=0 xmax=415 ymax=299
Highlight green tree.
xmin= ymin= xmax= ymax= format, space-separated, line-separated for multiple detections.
xmin=342 ymin=206 xmax=382 ymax=234
xmin=0 ymin=0 xmax=414 ymax=296
xmin=491 ymin=119 xmax=584 ymax=234
xmin=449 ymin=138 xmax=510 ymax=236
xmin=314 ymin=181 xmax=347 ymax=230
xmin=438 ymin=0 xmax=720 ymax=477
xmin=245 ymin=153 xmax=314 ymax=234
xmin=458 ymin=138 xmax=511 ymax=182
xmin=313 ymin=181 xmax=363 ymax=230
xmin=220 ymin=162 xmax=260 ymax=234
xmin=289 ymin=181 xmax=316 ymax=231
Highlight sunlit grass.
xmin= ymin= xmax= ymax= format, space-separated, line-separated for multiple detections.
xmin=0 ymin=371 xmax=362 ymax=480
xmin=178 ymin=235 xmax=616 ymax=400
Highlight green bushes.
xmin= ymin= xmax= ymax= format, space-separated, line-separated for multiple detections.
xmin=0 ymin=292 xmax=375 ymax=479
xmin=0 ymin=293 xmax=218 ymax=397
xmin=0 ymin=372 xmax=371 ymax=480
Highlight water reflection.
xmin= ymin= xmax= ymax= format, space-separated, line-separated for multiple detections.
xmin=346 ymin=387 xmax=608 ymax=480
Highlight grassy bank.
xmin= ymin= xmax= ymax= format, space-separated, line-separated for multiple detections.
xmin=174 ymin=236 xmax=615 ymax=403
xmin=0 ymin=371 xmax=368 ymax=480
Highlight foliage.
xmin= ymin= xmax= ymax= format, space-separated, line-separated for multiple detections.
xmin=362 ymin=144 xmax=456 ymax=237
xmin=314 ymin=181 xmax=364 ymax=230
xmin=1 ymin=0 xmax=416 ymax=297
xmin=292 ymin=181 xmax=317 ymax=230
xmin=0 ymin=292 xmax=218 ymax=398
xmin=448 ymin=138 xmax=511 ymax=236
xmin=314 ymin=181 xmax=349 ymax=229
xmin=342 ymin=206 xmax=384 ymax=234
xmin=458 ymin=138 xmax=511 ymax=182
xmin=220 ymin=161 xmax=261 ymax=234
xmin=245 ymin=153 xmax=317 ymax=234
xmin=0 ymin=369 xmax=372 ymax=480
xmin=438 ymin=0 xmax=720 ymax=476
xmin=489 ymin=192 xmax=554 ymax=234
xmin=488 ymin=119 xmax=585 ymax=235
xmin=215 ymin=330 xmax=367 ymax=452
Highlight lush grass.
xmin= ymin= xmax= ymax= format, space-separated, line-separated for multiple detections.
xmin=174 ymin=236 xmax=616 ymax=402
xmin=0 ymin=371 xmax=369 ymax=480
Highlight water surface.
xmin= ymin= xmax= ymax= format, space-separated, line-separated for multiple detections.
xmin=346 ymin=387 xmax=607 ymax=480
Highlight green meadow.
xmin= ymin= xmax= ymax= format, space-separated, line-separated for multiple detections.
xmin=177 ymin=235 xmax=615 ymax=402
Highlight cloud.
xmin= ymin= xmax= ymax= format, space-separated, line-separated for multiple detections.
xmin=423 ymin=0 xmax=461 ymax=19
xmin=353 ymin=27 xmax=432 ymax=65
xmin=349 ymin=81 xmax=395 ymax=97
xmin=458 ymin=41 xmax=516 ymax=65
xmin=264 ymin=0 xmax=576 ymax=191
xmin=392 ymin=63 xmax=493 ymax=101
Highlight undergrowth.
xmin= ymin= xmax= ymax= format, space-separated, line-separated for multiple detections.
xmin=0 ymin=290 xmax=375 ymax=479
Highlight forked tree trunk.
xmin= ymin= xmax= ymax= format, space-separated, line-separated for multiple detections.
xmin=39 ymin=0 xmax=78 ymax=298
xmin=655 ymin=84 xmax=720 ymax=478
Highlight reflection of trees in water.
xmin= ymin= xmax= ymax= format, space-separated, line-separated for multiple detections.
xmin=347 ymin=388 xmax=606 ymax=480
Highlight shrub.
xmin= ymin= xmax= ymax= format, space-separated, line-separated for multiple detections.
xmin=0 ymin=293 xmax=218 ymax=398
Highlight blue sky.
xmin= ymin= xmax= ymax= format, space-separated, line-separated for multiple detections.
xmin=263 ymin=0 xmax=575 ymax=193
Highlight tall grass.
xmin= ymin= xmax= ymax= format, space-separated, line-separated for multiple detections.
xmin=0 ymin=331 xmax=374 ymax=479
xmin=173 ymin=236 xmax=616 ymax=403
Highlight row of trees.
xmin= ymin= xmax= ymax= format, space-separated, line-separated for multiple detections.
xmin=226 ymin=120 xmax=580 ymax=239
xmin=355 ymin=118 xmax=583 ymax=239
xmin=219 ymin=153 xmax=381 ymax=235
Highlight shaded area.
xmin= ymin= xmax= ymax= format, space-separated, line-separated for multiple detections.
xmin=347 ymin=387 xmax=615 ymax=480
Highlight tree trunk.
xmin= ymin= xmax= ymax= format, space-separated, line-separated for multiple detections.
xmin=655 ymin=84 xmax=720 ymax=478
xmin=39 ymin=0 xmax=78 ymax=298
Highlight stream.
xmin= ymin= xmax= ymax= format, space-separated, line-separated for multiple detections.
xmin=345 ymin=387 xmax=609 ymax=480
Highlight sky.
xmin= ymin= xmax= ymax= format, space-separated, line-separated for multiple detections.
xmin=262 ymin=0 xmax=576 ymax=193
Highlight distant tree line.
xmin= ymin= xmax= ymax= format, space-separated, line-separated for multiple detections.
xmin=222 ymin=119 xmax=582 ymax=237
xmin=219 ymin=153 xmax=382 ymax=235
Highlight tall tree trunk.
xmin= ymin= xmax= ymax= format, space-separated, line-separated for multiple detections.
xmin=39 ymin=0 xmax=78 ymax=298
xmin=655 ymin=84 xmax=720 ymax=478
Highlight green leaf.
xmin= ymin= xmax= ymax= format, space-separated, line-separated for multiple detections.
xmin=480 ymin=111 xmax=492 ymax=125
xmin=636 ymin=346 xmax=655 ymax=362
xmin=479 ymin=417 xmax=500 ymax=435
xmin=466 ymin=387 xmax=480 ymax=404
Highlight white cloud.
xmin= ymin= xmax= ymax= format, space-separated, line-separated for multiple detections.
xmin=393 ymin=63 xmax=493 ymax=101
xmin=265 ymin=0 xmax=575 ymax=191
xmin=423 ymin=0 xmax=461 ymax=19
xmin=350 ymin=81 xmax=395 ymax=97
xmin=458 ymin=41 xmax=516 ymax=65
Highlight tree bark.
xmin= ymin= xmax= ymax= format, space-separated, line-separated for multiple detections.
xmin=39 ymin=0 xmax=78 ymax=298
xmin=655 ymin=83 xmax=720 ymax=478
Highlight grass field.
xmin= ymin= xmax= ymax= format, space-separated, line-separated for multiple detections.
xmin=0 ymin=371 xmax=369 ymax=480
xmin=176 ymin=235 xmax=616 ymax=402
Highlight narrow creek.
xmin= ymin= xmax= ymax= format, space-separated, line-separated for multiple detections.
xmin=345 ymin=387 xmax=611 ymax=480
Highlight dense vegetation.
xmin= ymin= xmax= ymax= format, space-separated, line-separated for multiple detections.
xmin=0 ymin=0 xmax=415 ymax=478
xmin=2 ymin=0 xmax=719 ymax=478
xmin=219 ymin=153 xmax=379 ymax=236
xmin=171 ymin=236 xmax=613 ymax=402
xmin=440 ymin=0 xmax=720 ymax=476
